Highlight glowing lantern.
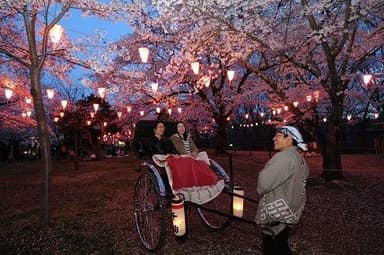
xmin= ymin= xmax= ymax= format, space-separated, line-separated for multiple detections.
xmin=260 ymin=112 xmax=265 ymax=117
xmin=87 ymin=120 xmax=91 ymax=126
xmin=140 ymin=110 xmax=145 ymax=116
xmin=26 ymin=97 xmax=32 ymax=104
xmin=168 ymin=108 xmax=172 ymax=115
xmin=26 ymin=110 xmax=32 ymax=117
xmin=323 ymin=117 xmax=327 ymax=123
xmin=90 ymin=112 xmax=95 ymax=118
xmin=314 ymin=91 xmax=320 ymax=102
xmin=93 ymin=103 xmax=99 ymax=112
xmin=54 ymin=117 xmax=59 ymax=122
xmin=232 ymin=186 xmax=244 ymax=217
xmin=191 ymin=61 xmax=200 ymax=75
xmin=117 ymin=111 xmax=122 ymax=119
xmin=255 ymin=123 xmax=259 ymax=126
xmin=98 ymin=87 xmax=106 ymax=99
xmin=177 ymin=107 xmax=182 ymax=114
xmin=245 ymin=113 xmax=249 ymax=119
xmin=277 ymin=108 xmax=282 ymax=114
xmin=155 ymin=107 xmax=161 ymax=114
xmin=171 ymin=196 xmax=186 ymax=237
xmin=138 ymin=47 xmax=149 ymax=63
xmin=347 ymin=114 xmax=352 ymax=121
xmin=374 ymin=113 xmax=379 ymax=119
xmin=362 ymin=74 xmax=373 ymax=86
xmin=103 ymin=122 xmax=107 ymax=127
xmin=46 ymin=88 xmax=54 ymax=99
xmin=49 ymin=24 xmax=64 ymax=43
xmin=4 ymin=88 xmax=13 ymax=99
xmin=283 ymin=119 xmax=287 ymax=123
xmin=227 ymin=116 xmax=231 ymax=121
xmin=127 ymin=105 xmax=132 ymax=113
xmin=293 ymin=101 xmax=299 ymax=107
xmin=268 ymin=119 xmax=271 ymax=123
xmin=227 ymin=70 xmax=235 ymax=82
xmin=250 ymin=123 xmax=254 ymax=127
xmin=22 ymin=112 xmax=27 ymax=118
xmin=284 ymin=105 xmax=288 ymax=111
xmin=306 ymin=95 xmax=312 ymax=102
xmin=272 ymin=110 xmax=276 ymax=115
xmin=59 ymin=111 xmax=64 ymax=118
xmin=204 ymin=76 xmax=211 ymax=87
xmin=61 ymin=100 xmax=68 ymax=110
xmin=151 ymin=82 xmax=158 ymax=93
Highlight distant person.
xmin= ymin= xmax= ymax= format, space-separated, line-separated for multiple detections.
xmin=170 ymin=121 xmax=199 ymax=156
xmin=256 ymin=126 xmax=309 ymax=255
xmin=148 ymin=121 xmax=175 ymax=156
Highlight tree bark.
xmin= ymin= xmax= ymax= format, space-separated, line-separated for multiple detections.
xmin=73 ymin=132 xmax=79 ymax=170
xmin=214 ymin=117 xmax=228 ymax=154
xmin=321 ymin=96 xmax=343 ymax=180
xmin=30 ymin=67 xmax=52 ymax=227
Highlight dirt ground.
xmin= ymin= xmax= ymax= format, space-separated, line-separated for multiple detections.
xmin=0 ymin=151 xmax=383 ymax=254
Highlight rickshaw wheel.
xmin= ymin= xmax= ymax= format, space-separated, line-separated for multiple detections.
xmin=197 ymin=190 xmax=231 ymax=230
xmin=134 ymin=170 xmax=167 ymax=252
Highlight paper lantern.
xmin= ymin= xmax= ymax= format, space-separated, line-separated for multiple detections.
xmin=117 ymin=111 xmax=122 ymax=119
xmin=90 ymin=112 xmax=95 ymax=118
xmin=61 ymin=100 xmax=68 ymax=110
xmin=49 ymin=24 xmax=64 ymax=43
xmin=93 ymin=103 xmax=99 ymax=112
xmin=293 ymin=101 xmax=299 ymax=107
xmin=284 ymin=105 xmax=288 ymax=111
xmin=151 ymin=82 xmax=158 ymax=93
xmin=260 ymin=112 xmax=264 ymax=117
xmin=227 ymin=70 xmax=235 ymax=82
xmin=103 ymin=122 xmax=107 ymax=127
xmin=140 ymin=110 xmax=145 ymax=116
xmin=362 ymin=74 xmax=373 ymax=86
xmin=26 ymin=97 xmax=32 ymax=104
xmin=86 ymin=120 xmax=91 ymax=126
xmin=46 ymin=88 xmax=54 ymax=99
xmin=4 ymin=88 xmax=13 ymax=99
xmin=177 ymin=107 xmax=182 ymax=114
xmin=191 ymin=61 xmax=200 ymax=75
xmin=138 ymin=47 xmax=149 ymax=63
xmin=127 ymin=105 xmax=132 ymax=113
xmin=306 ymin=95 xmax=312 ymax=102
xmin=98 ymin=87 xmax=106 ymax=98
xmin=171 ymin=196 xmax=186 ymax=237
xmin=156 ymin=107 xmax=161 ymax=114
xmin=245 ymin=113 xmax=249 ymax=119
xmin=26 ymin=111 xmax=32 ymax=117
xmin=233 ymin=186 xmax=244 ymax=217
xmin=54 ymin=117 xmax=59 ymax=122
xmin=59 ymin=111 xmax=64 ymax=118
xmin=347 ymin=114 xmax=352 ymax=121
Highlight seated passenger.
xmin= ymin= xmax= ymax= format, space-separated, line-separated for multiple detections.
xmin=148 ymin=121 xmax=175 ymax=156
xmin=170 ymin=121 xmax=199 ymax=157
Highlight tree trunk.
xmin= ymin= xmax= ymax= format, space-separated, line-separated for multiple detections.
xmin=214 ymin=118 xmax=228 ymax=154
xmin=73 ymin=132 xmax=79 ymax=170
xmin=321 ymin=97 xmax=343 ymax=180
xmin=30 ymin=67 xmax=52 ymax=228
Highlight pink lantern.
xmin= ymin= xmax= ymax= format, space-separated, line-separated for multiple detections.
xmin=191 ymin=61 xmax=200 ymax=75
xmin=46 ymin=88 xmax=54 ymax=99
xmin=138 ymin=47 xmax=149 ymax=63
xmin=277 ymin=108 xmax=282 ymax=114
xmin=227 ymin=70 xmax=235 ymax=82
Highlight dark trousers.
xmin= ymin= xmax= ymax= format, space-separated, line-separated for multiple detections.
xmin=261 ymin=227 xmax=291 ymax=255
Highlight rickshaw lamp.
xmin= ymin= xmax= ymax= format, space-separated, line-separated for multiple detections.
xmin=49 ymin=24 xmax=64 ymax=43
xmin=138 ymin=47 xmax=149 ymax=63
xmin=171 ymin=196 xmax=186 ymax=237
xmin=46 ymin=88 xmax=54 ymax=99
xmin=4 ymin=88 xmax=13 ymax=99
xmin=93 ymin=103 xmax=99 ymax=112
xmin=61 ymin=100 xmax=68 ymax=110
xmin=233 ymin=186 xmax=244 ymax=217
xmin=156 ymin=107 xmax=161 ymax=114
xmin=191 ymin=61 xmax=200 ymax=75
xmin=227 ymin=70 xmax=235 ymax=82
xmin=98 ymin=87 xmax=106 ymax=98
xmin=293 ymin=101 xmax=299 ymax=107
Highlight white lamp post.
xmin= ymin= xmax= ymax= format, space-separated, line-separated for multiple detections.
xmin=232 ymin=186 xmax=244 ymax=217
xmin=138 ymin=47 xmax=149 ymax=63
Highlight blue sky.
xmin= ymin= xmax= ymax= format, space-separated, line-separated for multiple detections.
xmin=59 ymin=8 xmax=132 ymax=94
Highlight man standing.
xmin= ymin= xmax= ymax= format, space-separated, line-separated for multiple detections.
xmin=256 ymin=126 xmax=309 ymax=255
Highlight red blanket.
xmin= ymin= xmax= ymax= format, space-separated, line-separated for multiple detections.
xmin=166 ymin=156 xmax=219 ymax=190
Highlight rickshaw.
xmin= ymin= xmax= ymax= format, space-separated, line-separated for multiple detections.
xmin=133 ymin=120 xmax=260 ymax=252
